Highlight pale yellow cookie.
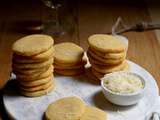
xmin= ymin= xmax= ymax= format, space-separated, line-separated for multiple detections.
xmin=13 ymin=65 xmax=51 ymax=75
xmin=80 ymin=106 xmax=107 ymax=120
xmin=91 ymin=68 xmax=104 ymax=79
xmin=16 ymin=65 xmax=53 ymax=81
xmin=20 ymin=79 xmax=54 ymax=92
xmin=20 ymin=83 xmax=54 ymax=97
xmin=88 ymin=52 xmax=124 ymax=65
xmin=92 ymin=61 xmax=127 ymax=74
xmin=89 ymin=47 xmax=126 ymax=59
xmin=45 ymin=96 xmax=85 ymax=120
xmin=19 ymin=75 xmax=53 ymax=87
xmin=13 ymin=47 xmax=54 ymax=63
xmin=12 ymin=34 xmax=54 ymax=56
xmin=88 ymin=34 xmax=126 ymax=53
xmin=54 ymin=42 xmax=84 ymax=64
xmin=13 ymin=58 xmax=53 ymax=70
xmin=54 ymin=63 xmax=84 ymax=70
xmin=55 ymin=68 xmax=84 ymax=76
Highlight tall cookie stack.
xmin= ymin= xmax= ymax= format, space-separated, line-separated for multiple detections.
xmin=12 ymin=34 xmax=55 ymax=97
xmin=54 ymin=42 xmax=86 ymax=76
xmin=87 ymin=34 xmax=129 ymax=79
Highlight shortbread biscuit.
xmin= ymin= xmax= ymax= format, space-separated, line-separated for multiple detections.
xmin=55 ymin=68 xmax=84 ymax=76
xmin=92 ymin=61 xmax=127 ymax=74
xmin=20 ymin=83 xmax=54 ymax=97
xmin=54 ymin=63 xmax=84 ymax=70
xmin=91 ymin=68 xmax=104 ymax=79
xmin=20 ymin=79 xmax=54 ymax=92
xmin=88 ymin=52 xmax=124 ymax=65
xmin=80 ymin=106 xmax=107 ymax=120
xmin=89 ymin=47 xmax=126 ymax=59
xmin=13 ymin=58 xmax=53 ymax=70
xmin=16 ymin=65 xmax=53 ymax=81
xmin=88 ymin=34 xmax=126 ymax=53
xmin=45 ymin=97 xmax=85 ymax=120
xmin=19 ymin=75 xmax=53 ymax=87
xmin=54 ymin=42 xmax=84 ymax=64
xmin=13 ymin=47 xmax=54 ymax=63
xmin=12 ymin=34 xmax=54 ymax=56
xmin=13 ymin=65 xmax=51 ymax=75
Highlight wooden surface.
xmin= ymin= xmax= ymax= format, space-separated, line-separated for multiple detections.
xmin=0 ymin=0 xmax=160 ymax=119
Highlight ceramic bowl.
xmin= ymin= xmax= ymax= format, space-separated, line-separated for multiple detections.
xmin=101 ymin=71 xmax=146 ymax=106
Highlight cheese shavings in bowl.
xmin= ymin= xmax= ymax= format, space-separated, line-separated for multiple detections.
xmin=101 ymin=71 xmax=146 ymax=106
xmin=103 ymin=73 xmax=144 ymax=94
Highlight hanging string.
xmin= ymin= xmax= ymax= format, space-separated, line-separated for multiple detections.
xmin=110 ymin=17 xmax=160 ymax=35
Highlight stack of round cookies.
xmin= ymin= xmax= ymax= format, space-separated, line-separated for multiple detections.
xmin=54 ymin=42 xmax=86 ymax=76
xmin=87 ymin=34 xmax=129 ymax=79
xmin=12 ymin=34 xmax=55 ymax=97
xmin=45 ymin=96 xmax=107 ymax=120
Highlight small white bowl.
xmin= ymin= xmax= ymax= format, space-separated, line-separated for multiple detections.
xmin=101 ymin=71 xmax=146 ymax=106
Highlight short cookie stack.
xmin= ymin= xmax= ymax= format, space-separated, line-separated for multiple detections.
xmin=54 ymin=42 xmax=86 ymax=76
xmin=12 ymin=34 xmax=55 ymax=97
xmin=87 ymin=34 xmax=129 ymax=79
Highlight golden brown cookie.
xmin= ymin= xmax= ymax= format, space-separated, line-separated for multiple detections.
xmin=54 ymin=42 xmax=84 ymax=64
xmin=45 ymin=97 xmax=85 ymax=120
xmin=91 ymin=68 xmax=104 ymax=79
xmin=20 ymin=83 xmax=54 ymax=97
xmin=91 ymin=61 xmax=127 ymax=74
xmin=13 ymin=65 xmax=51 ymax=75
xmin=16 ymin=65 xmax=53 ymax=81
xmin=12 ymin=34 xmax=54 ymax=56
xmin=80 ymin=106 xmax=107 ymax=120
xmin=13 ymin=47 xmax=54 ymax=63
xmin=55 ymin=68 xmax=84 ymax=76
xmin=54 ymin=63 xmax=84 ymax=70
xmin=20 ymin=79 xmax=54 ymax=92
xmin=19 ymin=74 xmax=53 ymax=87
xmin=88 ymin=34 xmax=126 ymax=53
xmin=88 ymin=52 xmax=124 ymax=66
xmin=13 ymin=58 xmax=53 ymax=70
xmin=88 ymin=47 xmax=126 ymax=59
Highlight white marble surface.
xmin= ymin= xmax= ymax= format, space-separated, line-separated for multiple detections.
xmin=3 ymin=61 xmax=159 ymax=120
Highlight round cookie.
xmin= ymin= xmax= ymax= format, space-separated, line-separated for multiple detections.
xmin=88 ymin=51 xmax=125 ymax=64
xmin=88 ymin=47 xmax=126 ymax=59
xmin=45 ymin=96 xmax=85 ymax=120
xmin=19 ymin=75 xmax=53 ymax=87
xmin=55 ymin=68 xmax=84 ymax=76
xmin=13 ymin=65 xmax=51 ymax=75
xmin=20 ymin=79 xmax=54 ymax=92
xmin=88 ymin=52 xmax=124 ymax=65
xmin=80 ymin=106 xmax=107 ymax=120
xmin=92 ymin=61 xmax=127 ymax=74
xmin=54 ymin=63 xmax=84 ymax=70
xmin=88 ymin=34 xmax=126 ymax=53
xmin=20 ymin=83 xmax=54 ymax=97
xmin=13 ymin=58 xmax=53 ymax=70
xmin=91 ymin=68 xmax=104 ymax=79
xmin=16 ymin=65 xmax=53 ymax=81
xmin=54 ymin=42 xmax=84 ymax=64
xmin=12 ymin=34 xmax=54 ymax=56
xmin=13 ymin=47 xmax=54 ymax=63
